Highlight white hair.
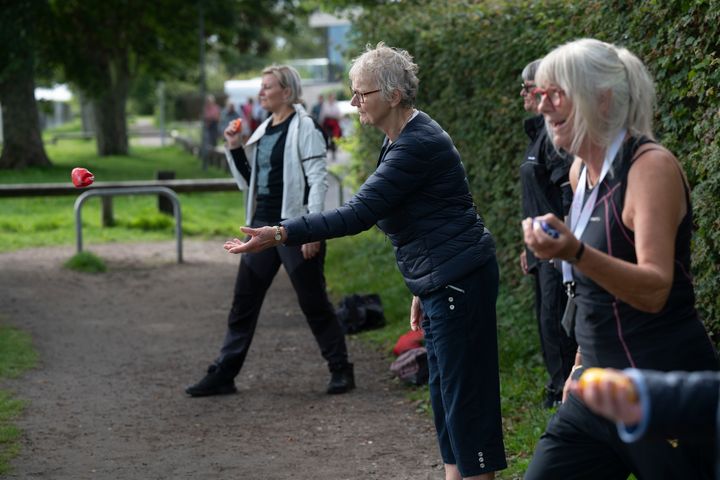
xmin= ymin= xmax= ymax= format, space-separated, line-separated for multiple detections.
xmin=522 ymin=59 xmax=542 ymax=82
xmin=536 ymin=38 xmax=655 ymax=153
xmin=262 ymin=65 xmax=303 ymax=105
xmin=349 ymin=42 xmax=419 ymax=108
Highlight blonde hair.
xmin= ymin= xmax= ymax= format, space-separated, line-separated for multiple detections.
xmin=349 ymin=42 xmax=419 ymax=108
xmin=262 ymin=65 xmax=303 ymax=105
xmin=536 ymin=38 xmax=655 ymax=153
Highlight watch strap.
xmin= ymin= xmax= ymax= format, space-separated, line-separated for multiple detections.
xmin=567 ymin=242 xmax=585 ymax=264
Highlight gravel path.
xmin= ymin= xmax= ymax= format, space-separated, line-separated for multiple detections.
xmin=0 ymin=240 xmax=440 ymax=479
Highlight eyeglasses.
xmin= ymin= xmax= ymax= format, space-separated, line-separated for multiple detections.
xmin=520 ymin=82 xmax=535 ymax=95
xmin=351 ymin=88 xmax=381 ymax=103
xmin=532 ymin=87 xmax=565 ymax=109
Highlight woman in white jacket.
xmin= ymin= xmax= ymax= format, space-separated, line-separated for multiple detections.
xmin=186 ymin=65 xmax=354 ymax=397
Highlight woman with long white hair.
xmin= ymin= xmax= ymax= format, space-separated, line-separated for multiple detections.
xmin=522 ymin=38 xmax=718 ymax=479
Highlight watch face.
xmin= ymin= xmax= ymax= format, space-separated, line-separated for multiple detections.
xmin=274 ymin=233 xmax=282 ymax=241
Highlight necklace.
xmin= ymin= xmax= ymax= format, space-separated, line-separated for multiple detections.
xmin=400 ymin=109 xmax=417 ymax=133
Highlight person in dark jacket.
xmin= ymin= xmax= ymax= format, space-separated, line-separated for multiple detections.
xmin=569 ymin=368 xmax=720 ymax=479
xmin=518 ymin=59 xmax=576 ymax=408
xmin=522 ymin=38 xmax=718 ymax=479
xmin=224 ymin=42 xmax=506 ymax=480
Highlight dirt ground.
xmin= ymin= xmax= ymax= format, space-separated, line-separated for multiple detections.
xmin=0 ymin=240 xmax=441 ymax=480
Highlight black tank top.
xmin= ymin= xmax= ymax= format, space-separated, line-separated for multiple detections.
xmin=574 ymin=136 xmax=718 ymax=371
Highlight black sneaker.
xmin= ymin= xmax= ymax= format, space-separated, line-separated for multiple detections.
xmin=327 ymin=363 xmax=355 ymax=394
xmin=185 ymin=364 xmax=237 ymax=397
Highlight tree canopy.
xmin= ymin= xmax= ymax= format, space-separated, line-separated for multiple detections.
xmin=38 ymin=0 xmax=303 ymax=156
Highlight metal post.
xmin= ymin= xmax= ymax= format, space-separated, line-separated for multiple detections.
xmin=158 ymin=81 xmax=166 ymax=147
xmin=101 ymin=196 xmax=114 ymax=226
xmin=328 ymin=171 xmax=344 ymax=206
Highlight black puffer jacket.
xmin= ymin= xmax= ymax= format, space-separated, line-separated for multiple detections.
xmin=281 ymin=111 xmax=495 ymax=296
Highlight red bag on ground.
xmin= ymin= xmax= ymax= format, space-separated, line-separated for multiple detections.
xmin=392 ymin=329 xmax=424 ymax=357
xmin=390 ymin=347 xmax=428 ymax=385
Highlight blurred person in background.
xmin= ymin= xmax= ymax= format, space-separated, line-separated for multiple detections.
xmin=252 ymin=96 xmax=267 ymax=132
xmin=518 ymin=58 xmax=576 ymax=409
xmin=319 ymin=92 xmax=342 ymax=160
xmin=203 ymin=94 xmax=221 ymax=146
xmin=311 ymin=94 xmax=324 ymax=122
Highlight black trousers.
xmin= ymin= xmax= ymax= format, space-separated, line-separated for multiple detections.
xmin=524 ymin=390 xmax=715 ymax=479
xmin=534 ymin=261 xmax=576 ymax=396
xmin=421 ymin=261 xmax=507 ymax=476
xmin=215 ymin=241 xmax=349 ymax=377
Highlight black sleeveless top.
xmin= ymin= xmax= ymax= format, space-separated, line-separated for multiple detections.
xmin=574 ymin=136 xmax=718 ymax=371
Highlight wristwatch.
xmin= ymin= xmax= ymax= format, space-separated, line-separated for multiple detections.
xmin=273 ymin=225 xmax=283 ymax=242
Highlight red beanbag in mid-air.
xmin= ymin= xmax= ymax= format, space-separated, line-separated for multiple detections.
xmin=71 ymin=167 xmax=94 ymax=187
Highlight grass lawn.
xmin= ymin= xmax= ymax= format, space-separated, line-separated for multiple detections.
xmin=0 ymin=140 xmax=243 ymax=252
xmin=0 ymin=136 xmax=551 ymax=478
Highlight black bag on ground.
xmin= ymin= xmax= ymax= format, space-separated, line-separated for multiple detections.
xmin=390 ymin=347 xmax=429 ymax=386
xmin=335 ymin=294 xmax=385 ymax=334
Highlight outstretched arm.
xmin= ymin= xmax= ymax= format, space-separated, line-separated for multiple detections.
xmin=223 ymin=141 xmax=432 ymax=255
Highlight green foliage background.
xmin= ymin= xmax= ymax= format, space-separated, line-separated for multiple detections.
xmin=348 ymin=0 xmax=720 ymax=340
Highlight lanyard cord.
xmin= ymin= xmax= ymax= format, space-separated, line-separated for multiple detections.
xmin=562 ymin=130 xmax=627 ymax=289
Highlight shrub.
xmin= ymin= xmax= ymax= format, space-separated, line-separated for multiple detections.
xmin=63 ymin=251 xmax=107 ymax=273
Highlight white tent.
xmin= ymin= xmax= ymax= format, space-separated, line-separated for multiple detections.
xmin=223 ymin=78 xmax=262 ymax=109
xmin=35 ymin=84 xmax=73 ymax=102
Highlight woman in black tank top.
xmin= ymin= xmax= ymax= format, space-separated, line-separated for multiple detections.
xmin=521 ymin=38 xmax=718 ymax=480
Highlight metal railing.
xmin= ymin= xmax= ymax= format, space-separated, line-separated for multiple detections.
xmin=74 ymin=187 xmax=183 ymax=263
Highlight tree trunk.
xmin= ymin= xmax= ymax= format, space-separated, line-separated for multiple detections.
xmin=92 ymin=62 xmax=129 ymax=156
xmin=79 ymin=93 xmax=94 ymax=136
xmin=0 ymin=54 xmax=51 ymax=169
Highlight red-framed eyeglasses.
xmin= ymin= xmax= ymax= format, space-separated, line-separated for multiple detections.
xmin=532 ymin=87 xmax=565 ymax=108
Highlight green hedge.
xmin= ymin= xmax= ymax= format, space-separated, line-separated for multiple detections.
xmin=585 ymin=0 xmax=720 ymax=338
xmin=348 ymin=0 xmax=720 ymax=339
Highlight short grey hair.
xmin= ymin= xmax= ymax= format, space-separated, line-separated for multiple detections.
xmin=262 ymin=65 xmax=303 ymax=105
xmin=522 ymin=59 xmax=542 ymax=83
xmin=349 ymin=42 xmax=419 ymax=108
xmin=536 ymin=38 xmax=655 ymax=154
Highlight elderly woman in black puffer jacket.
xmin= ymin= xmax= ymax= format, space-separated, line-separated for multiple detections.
xmin=224 ymin=42 xmax=506 ymax=480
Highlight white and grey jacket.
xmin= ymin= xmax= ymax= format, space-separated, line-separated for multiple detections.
xmin=225 ymin=103 xmax=328 ymax=224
